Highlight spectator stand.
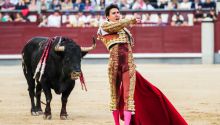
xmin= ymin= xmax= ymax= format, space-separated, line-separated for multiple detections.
xmin=0 ymin=8 xmax=216 ymax=29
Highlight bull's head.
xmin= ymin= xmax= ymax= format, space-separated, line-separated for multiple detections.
xmin=54 ymin=37 xmax=96 ymax=80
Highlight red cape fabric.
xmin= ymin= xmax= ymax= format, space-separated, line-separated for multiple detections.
xmin=119 ymin=71 xmax=188 ymax=125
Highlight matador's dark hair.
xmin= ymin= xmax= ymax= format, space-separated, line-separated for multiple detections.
xmin=104 ymin=4 xmax=120 ymax=17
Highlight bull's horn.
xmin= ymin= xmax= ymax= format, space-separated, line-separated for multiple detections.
xmin=80 ymin=37 xmax=96 ymax=52
xmin=54 ymin=45 xmax=65 ymax=51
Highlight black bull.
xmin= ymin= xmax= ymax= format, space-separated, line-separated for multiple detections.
xmin=21 ymin=36 xmax=96 ymax=120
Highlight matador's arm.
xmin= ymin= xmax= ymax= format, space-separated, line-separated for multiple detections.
xmin=101 ymin=17 xmax=136 ymax=34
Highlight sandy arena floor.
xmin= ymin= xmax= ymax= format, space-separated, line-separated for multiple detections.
xmin=0 ymin=62 xmax=220 ymax=125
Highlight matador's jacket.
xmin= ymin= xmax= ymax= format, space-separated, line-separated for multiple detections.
xmin=97 ymin=17 xmax=137 ymax=112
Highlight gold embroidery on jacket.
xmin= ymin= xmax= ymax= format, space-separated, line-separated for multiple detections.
xmin=108 ymin=44 xmax=136 ymax=112
xmin=99 ymin=29 xmax=135 ymax=50
xmin=127 ymin=45 xmax=136 ymax=111
xmin=101 ymin=18 xmax=136 ymax=34
xmin=108 ymin=44 xmax=119 ymax=110
xmin=98 ymin=18 xmax=136 ymax=50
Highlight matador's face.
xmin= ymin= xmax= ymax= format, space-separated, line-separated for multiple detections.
xmin=107 ymin=8 xmax=121 ymax=22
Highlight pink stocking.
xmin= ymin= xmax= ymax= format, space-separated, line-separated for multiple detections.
xmin=124 ymin=110 xmax=131 ymax=125
xmin=112 ymin=110 xmax=120 ymax=125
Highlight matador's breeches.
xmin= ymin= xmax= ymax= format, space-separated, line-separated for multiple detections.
xmin=108 ymin=43 xmax=136 ymax=112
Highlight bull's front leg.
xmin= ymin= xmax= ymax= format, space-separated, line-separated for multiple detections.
xmin=42 ymin=86 xmax=52 ymax=120
xmin=60 ymin=83 xmax=74 ymax=120
xmin=60 ymin=96 xmax=68 ymax=120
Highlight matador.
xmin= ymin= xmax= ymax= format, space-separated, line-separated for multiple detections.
xmin=97 ymin=4 xmax=137 ymax=125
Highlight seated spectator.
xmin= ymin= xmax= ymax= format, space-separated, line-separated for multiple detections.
xmin=157 ymin=13 xmax=167 ymax=26
xmin=23 ymin=0 xmax=30 ymax=4
xmin=149 ymin=0 xmax=157 ymax=8
xmin=45 ymin=0 xmax=53 ymax=10
xmin=127 ymin=0 xmax=134 ymax=5
xmin=1 ymin=0 xmax=15 ymax=10
xmin=0 ymin=12 xmax=3 ymax=22
xmin=148 ymin=13 xmax=168 ymax=26
xmin=49 ymin=0 xmax=61 ymax=10
xmin=110 ymin=0 xmax=121 ymax=5
xmin=38 ymin=14 xmax=48 ymax=27
xmin=47 ymin=10 xmax=61 ymax=27
xmin=131 ymin=0 xmax=154 ymax=10
xmin=63 ymin=14 xmax=78 ymax=27
xmin=167 ymin=1 xmax=178 ymax=9
xmin=171 ymin=12 xmax=188 ymax=26
xmin=205 ymin=8 xmax=217 ymax=21
xmin=132 ymin=0 xmax=147 ymax=10
xmin=63 ymin=14 xmax=74 ymax=27
xmin=75 ymin=11 xmax=87 ymax=27
xmin=133 ymin=12 xmax=142 ymax=25
xmin=61 ymin=0 xmax=73 ymax=11
xmin=89 ymin=0 xmax=98 ymax=8
xmin=10 ymin=0 xmax=19 ymax=5
xmin=28 ymin=0 xmax=38 ymax=11
xmin=193 ymin=7 xmax=204 ymax=23
xmin=145 ymin=0 xmax=155 ymax=10
xmin=90 ymin=14 xmax=104 ymax=27
xmin=40 ymin=0 xmax=48 ymax=11
xmin=191 ymin=0 xmax=202 ymax=9
xmin=15 ymin=0 xmax=28 ymax=10
xmin=95 ymin=0 xmax=105 ymax=10
xmin=118 ymin=0 xmax=131 ymax=10
xmin=202 ymin=0 xmax=216 ymax=9
xmin=84 ymin=0 xmax=93 ymax=11
xmin=14 ymin=12 xmax=26 ymax=22
xmin=178 ymin=0 xmax=192 ymax=9
xmin=1 ymin=13 xmax=13 ymax=22
xmin=124 ymin=13 xmax=134 ymax=20
xmin=157 ymin=0 xmax=168 ymax=9
xmin=141 ymin=13 xmax=151 ymax=23
xmin=0 ymin=0 xmax=4 ymax=6
xmin=83 ymin=13 xmax=93 ymax=27
xmin=27 ymin=14 xmax=37 ymax=22
xmin=63 ymin=11 xmax=87 ymax=27
xmin=73 ymin=0 xmax=85 ymax=11
xmin=149 ymin=13 xmax=159 ymax=24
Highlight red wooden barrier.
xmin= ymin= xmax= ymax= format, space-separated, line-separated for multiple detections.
xmin=0 ymin=25 xmax=203 ymax=54
xmin=214 ymin=21 xmax=220 ymax=53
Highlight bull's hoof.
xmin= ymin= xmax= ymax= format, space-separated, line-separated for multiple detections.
xmin=43 ymin=114 xmax=52 ymax=120
xmin=36 ymin=108 xmax=43 ymax=115
xmin=38 ymin=111 xmax=44 ymax=115
xmin=60 ymin=115 xmax=68 ymax=120
xmin=31 ymin=111 xmax=39 ymax=116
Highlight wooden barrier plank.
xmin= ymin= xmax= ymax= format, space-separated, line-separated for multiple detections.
xmin=0 ymin=26 xmax=202 ymax=54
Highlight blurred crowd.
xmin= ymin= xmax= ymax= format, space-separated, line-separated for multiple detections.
xmin=38 ymin=8 xmax=217 ymax=27
xmin=0 ymin=0 xmax=217 ymax=11
xmin=0 ymin=0 xmax=218 ymax=27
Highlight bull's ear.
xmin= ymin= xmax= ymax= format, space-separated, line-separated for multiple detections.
xmin=81 ymin=51 xmax=88 ymax=58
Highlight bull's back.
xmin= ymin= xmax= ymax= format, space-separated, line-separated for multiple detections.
xmin=22 ymin=37 xmax=48 ymax=53
xmin=22 ymin=37 xmax=48 ymax=71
